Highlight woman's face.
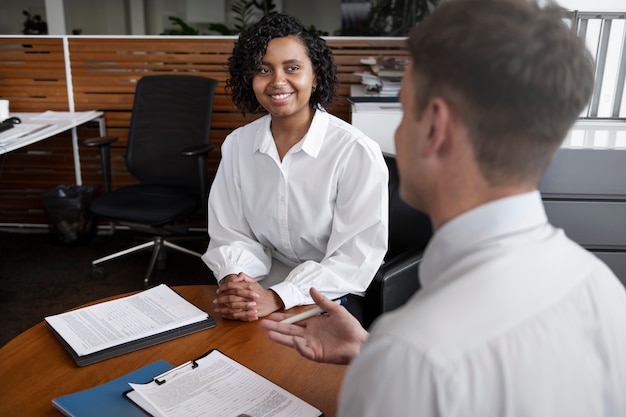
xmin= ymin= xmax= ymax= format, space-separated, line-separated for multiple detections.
xmin=252 ymin=35 xmax=317 ymax=122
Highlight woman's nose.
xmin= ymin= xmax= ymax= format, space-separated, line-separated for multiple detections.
xmin=271 ymin=70 xmax=287 ymax=87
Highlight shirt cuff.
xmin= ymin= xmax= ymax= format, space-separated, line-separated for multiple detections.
xmin=213 ymin=267 xmax=245 ymax=285
xmin=269 ymin=281 xmax=311 ymax=310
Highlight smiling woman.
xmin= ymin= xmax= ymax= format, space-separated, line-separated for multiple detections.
xmin=202 ymin=13 xmax=389 ymax=324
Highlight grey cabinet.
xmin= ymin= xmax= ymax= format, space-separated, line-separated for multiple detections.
xmin=539 ymin=148 xmax=626 ymax=286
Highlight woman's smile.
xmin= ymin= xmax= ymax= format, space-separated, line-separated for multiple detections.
xmin=269 ymin=92 xmax=294 ymax=102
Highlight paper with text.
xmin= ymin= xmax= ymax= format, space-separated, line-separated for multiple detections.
xmin=128 ymin=350 xmax=322 ymax=417
xmin=31 ymin=110 xmax=100 ymax=121
xmin=45 ymin=284 xmax=208 ymax=356
xmin=0 ymin=123 xmax=56 ymax=143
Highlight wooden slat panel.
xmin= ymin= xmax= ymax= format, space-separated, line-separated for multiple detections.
xmin=0 ymin=37 xmax=72 ymax=225
xmin=1 ymin=36 xmax=406 ymax=225
xmin=0 ymin=37 xmax=69 ymax=112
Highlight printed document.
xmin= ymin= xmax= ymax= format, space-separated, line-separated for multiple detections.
xmin=45 ymin=284 xmax=209 ymax=356
xmin=127 ymin=349 xmax=322 ymax=417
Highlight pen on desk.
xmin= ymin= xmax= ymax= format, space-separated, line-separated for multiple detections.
xmin=280 ymin=297 xmax=347 ymax=324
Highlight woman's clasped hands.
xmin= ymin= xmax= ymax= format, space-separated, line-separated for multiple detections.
xmin=213 ymin=272 xmax=284 ymax=321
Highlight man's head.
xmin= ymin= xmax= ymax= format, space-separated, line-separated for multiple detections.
xmin=395 ymin=0 xmax=595 ymax=212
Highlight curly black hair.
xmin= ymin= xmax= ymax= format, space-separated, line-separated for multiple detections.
xmin=226 ymin=14 xmax=338 ymax=114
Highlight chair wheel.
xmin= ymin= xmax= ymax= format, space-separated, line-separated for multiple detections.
xmin=92 ymin=266 xmax=105 ymax=279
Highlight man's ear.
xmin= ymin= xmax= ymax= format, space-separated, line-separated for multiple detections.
xmin=422 ymin=97 xmax=453 ymax=158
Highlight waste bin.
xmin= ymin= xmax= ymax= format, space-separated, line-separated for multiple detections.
xmin=42 ymin=185 xmax=97 ymax=244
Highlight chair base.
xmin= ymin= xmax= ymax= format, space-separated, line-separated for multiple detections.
xmin=92 ymin=235 xmax=202 ymax=287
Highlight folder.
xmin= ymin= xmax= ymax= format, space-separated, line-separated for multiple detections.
xmin=45 ymin=284 xmax=217 ymax=366
xmin=52 ymin=360 xmax=174 ymax=417
xmin=48 ymin=317 xmax=216 ymax=367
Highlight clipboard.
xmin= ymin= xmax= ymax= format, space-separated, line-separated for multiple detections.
xmin=124 ymin=349 xmax=324 ymax=417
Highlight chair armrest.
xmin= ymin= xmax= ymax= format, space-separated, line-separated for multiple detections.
xmin=83 ymin=135 xmax=118 ymax=147
xmin=364 ymin=249 xmax=423 ymax=328
xmin=181 ymin=144 xmax=217 ymax=216
xmin=82 ymin=136 xmax=118 ymax=193
xmin=181 ymin=144 xmax=215 ymax=156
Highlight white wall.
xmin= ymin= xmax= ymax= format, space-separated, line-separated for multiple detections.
xmin=0 ymin=0 xmax=47 ymax=34
xmin=0 ymin=0 xmax=343 ymax=35
xmin=64 ymin=0 xmax=127 ymax=35
xmin=0 ymin=0 xmax=127 ymax=35
xmin=283 ymin=0 xmax=342 ymax=35
xmin=145 ymin=0 xmax=188 ymax=35
xmin=1 ymin=0 xmax=624 ymax=36
xmin=557 ymin=0 xmax=626 ymax=11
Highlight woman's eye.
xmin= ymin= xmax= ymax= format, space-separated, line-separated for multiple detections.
xmin=257 ymin=67 xmax=270 ymax=75
xmin=287 ymin=65 xmax=300 ymax=72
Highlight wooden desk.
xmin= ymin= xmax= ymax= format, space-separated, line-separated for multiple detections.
xmin=0 ymin=285 xmax=347 ymax=416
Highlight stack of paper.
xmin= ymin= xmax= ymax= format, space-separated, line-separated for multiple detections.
xmin=31 ymin=110 xmax=101 ymax=121
xmin=354 ymin=71 xmax=401 ymax=96
xmin=361 ymin=56 xmax=407 ymax=80
xmin=45 ymin=284 xmax=216 ymax=366
xmin=0 ymin=123 xmax=55 ymax=144
xmin=354 ymin=56 xmax=407 ymax=96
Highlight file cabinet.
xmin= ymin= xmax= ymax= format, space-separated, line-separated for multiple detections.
xmin=540 ymin=145 xmax=626 ymax=286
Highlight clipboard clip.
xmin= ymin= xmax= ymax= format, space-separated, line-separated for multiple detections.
xmin=153 ymin=351 xmax=210 ymax=385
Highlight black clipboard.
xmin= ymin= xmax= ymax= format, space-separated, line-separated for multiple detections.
xmin=123 ymin=350 xmax=214 ymax=417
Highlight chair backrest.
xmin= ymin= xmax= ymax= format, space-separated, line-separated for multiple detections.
xmin=363 ymin=156 xmax=432 ymax=328
xmin=384 ymin=155 xmax=432 ymax=258
xmin=126 ymin=75 xmax=218 ymax=197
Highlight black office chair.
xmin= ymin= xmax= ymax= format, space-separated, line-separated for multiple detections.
xmin=83 ymin=75 xmax=218 ymax=286
xmin=363 ymin=155 xmax=433 ymax=328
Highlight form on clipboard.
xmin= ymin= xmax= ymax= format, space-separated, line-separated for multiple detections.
xmin=125 ymin=349 xmax=324 ymax=417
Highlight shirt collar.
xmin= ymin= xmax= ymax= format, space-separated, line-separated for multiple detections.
xmin=420 ymin=191 xmax=549 ymax=290
xmin=254 ymin=109 xmax=329 ymax=159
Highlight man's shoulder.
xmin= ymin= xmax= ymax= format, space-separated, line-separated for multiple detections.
xmin=368 ymin=253 xmax=626 ymax=363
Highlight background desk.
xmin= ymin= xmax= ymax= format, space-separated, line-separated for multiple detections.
xmin=0 ymin=285 xmax=347 ymax=417
xmin=0 ymin=111 xmax=105 ymax=184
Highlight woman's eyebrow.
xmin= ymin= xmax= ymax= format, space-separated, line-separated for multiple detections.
xmin=260 ymin=58 xmax=305 ymax=66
